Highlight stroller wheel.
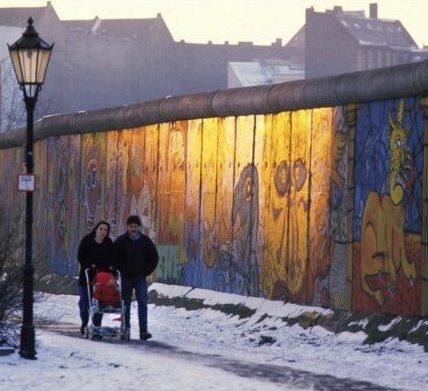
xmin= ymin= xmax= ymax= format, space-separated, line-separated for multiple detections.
xmin=120 ymin=333 xmax=130 ymax=341
xmin=88 ymin=326 xmax=98 ymax=340
xmin=120 ymin=328 xmax=130 ymax=341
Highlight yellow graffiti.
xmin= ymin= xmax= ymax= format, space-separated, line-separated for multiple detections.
xmin=286 ymin=110 xmax=310 ymax=296
xmin=309 ymin=110 xmax=336 ymax=289
xmin=259 ymin=110 xmax=311 ymax=299
xmin=360 ymin=100 xmax=416 ymax=305
xmin=201 ymin=118 xmax=219 ymax=267
xmin=168 ymin=122 xmax=186 ymax=262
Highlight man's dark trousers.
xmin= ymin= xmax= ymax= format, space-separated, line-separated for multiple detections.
xmin=121 ymin=275 xmax=148 ymax=332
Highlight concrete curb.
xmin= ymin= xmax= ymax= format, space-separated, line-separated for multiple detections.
xmin=148 ymin=283 xmax=428 ymax=352
xmin=0 ymin=346 xmax=15 ymax=356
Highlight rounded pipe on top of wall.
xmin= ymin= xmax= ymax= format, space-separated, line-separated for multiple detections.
xmin=0 ymin=127 xmax=26 ymax=148
xmin=209 ymin=85 xmax=274 ymax=117
xmin=158 ymin=91 xmax=217 ymax=122
xmin=267 ymin=61 xmax=428 ymax=110
xmin=114 ymin=99 xmax=165 ymax=129
xmin=333 ymin=61 xmax=428 ymax=104
xmin=1 ymin=59 xmax=428 ymax=149
xmin=36 ymin=112 xmax=78 ymax=139
xmin=69 ymin=99 xmax=166 ymax=133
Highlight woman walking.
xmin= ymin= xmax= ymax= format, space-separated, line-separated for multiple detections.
xmin=77 ymin=220 xmax=115 ymax=336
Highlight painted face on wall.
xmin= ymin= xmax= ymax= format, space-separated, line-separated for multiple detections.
xmin=84 ymin=158 xmax=101 ymax=228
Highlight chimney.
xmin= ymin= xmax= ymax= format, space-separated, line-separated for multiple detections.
xmin=369 ymin=3 xmax=378 ymax=19
xmin=273 ymin=38 xmax=282 ymax=46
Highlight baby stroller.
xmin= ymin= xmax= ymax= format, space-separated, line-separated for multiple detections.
xmin=84 ymin=268 xmax=129 ymax=341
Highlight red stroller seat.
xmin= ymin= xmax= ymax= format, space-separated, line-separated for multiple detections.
xmin=92 ymin=271 xmax=121 ymax=306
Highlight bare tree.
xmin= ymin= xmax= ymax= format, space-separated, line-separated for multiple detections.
xmin=0 ymin=58 xmax=54 ymax=133
xmin=0 ymin=58 xmax=26 ymax=132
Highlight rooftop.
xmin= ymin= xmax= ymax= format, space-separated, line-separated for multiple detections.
xmin=228 ymin=60 xmax=304 ymax=87
xmin=63 ymin=15 xmax=166 ymax=39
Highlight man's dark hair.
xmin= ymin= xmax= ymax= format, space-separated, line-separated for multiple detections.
xmin=126 ymin=215 xmax=141 ymax=226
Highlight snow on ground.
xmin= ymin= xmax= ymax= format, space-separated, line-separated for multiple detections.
xmin=1 ymin=331 xmax=287 ymax=391
xmin=1 ymin=285 xmax=428 ymax=391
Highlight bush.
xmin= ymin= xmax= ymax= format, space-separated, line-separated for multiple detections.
xmin=0 ymin=259 xmax=21 ymax=321
xmin=0 ymin=210 xmax=22 ymax=344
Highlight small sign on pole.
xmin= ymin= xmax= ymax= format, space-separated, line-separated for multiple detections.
xmin=17 ymin=174 xmax=35 ymax=192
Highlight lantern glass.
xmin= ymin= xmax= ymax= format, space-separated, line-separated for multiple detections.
xmin=9 ymin=47 xmax=52 ymax=85
xmin=9 ymin=48 xmax=24 ymax=84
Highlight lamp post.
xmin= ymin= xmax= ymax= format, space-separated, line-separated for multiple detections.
xmin=8 ymin=17 xmax=53 ymax=360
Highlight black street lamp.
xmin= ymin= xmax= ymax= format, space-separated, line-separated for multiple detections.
xmin=8 ymin=17 xmax=53 ymax=360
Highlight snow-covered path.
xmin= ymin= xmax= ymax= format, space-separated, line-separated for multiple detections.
xmin=1 ymin=287 xmax=428 ymax=390
xmin=2 ymin=331 xmax=289 ymax=391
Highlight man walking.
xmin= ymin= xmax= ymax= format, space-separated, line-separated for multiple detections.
xmin=114 ymin=215 xmax=159 ymax=340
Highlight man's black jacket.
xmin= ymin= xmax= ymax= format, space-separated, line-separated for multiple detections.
xmin=114 ymin=232 xmax=159 ymax=279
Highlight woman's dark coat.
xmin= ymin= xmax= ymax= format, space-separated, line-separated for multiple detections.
xmin=77 ymin=232 xmax=115 ymax=285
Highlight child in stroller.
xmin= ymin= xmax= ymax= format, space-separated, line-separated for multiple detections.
xmin=84 ymin=268 xmax=128 ymax=340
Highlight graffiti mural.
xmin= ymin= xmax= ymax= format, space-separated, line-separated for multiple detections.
xmin=1 ymin=94 xmax=427 ymax=317
xmin=45 ymin=136 xmax=81 ymax=275
xmin=80 ymin=132 xmax=107 ymax=234
xmin=307 ymin=108 xmax=334 ymax=307
xmin=259 ymin=112 xmax=291 ymax=300
xmin=58 ymin=135 xmax=80 ymax=274
xmin=354 ymin=98 xmax=423 ymax=315
xmin=182 ymin=119 xmax=202 ymax=286
xmin=132 ymin=124 xmax=160 ymax=283
xmin=156 ymin=121 xmax=186 ymax=283
xmin=201 ymin=118 xmax=220 ymax=269
xmin=182 ymin=116 xmax=259 ymax=296
xmin=183 ymin=117 xmax=237 ymax=293
xmin=128 ymin=127 xmax=145 ymax=235
xmin=327 ymin=107 xmax=349 ymax=309
xmin=105 ymin=131 xmax=119 ymax=236
xmin=200 ymin=116 xmax=259 ymax=296
xmin=105 ymin=130 xmax=132 ymax=237
xmin=34 ymin=139 xmax=47 ymax=268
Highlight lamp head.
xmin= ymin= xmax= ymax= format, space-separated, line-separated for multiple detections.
xmin=7 ymin=17 xmax=54 ymax=97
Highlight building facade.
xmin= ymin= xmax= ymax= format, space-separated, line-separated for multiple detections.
xmin=305 ymin=4 xmax=423 ymax=79
xmin=0 ymin=2 xmax=427 ymax=124
xmin=0 ymin=2 xmax=293 ymax=122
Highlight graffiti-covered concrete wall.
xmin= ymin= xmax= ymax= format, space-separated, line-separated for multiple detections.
xmin=1 ymin=62 xmax=428 ymax=317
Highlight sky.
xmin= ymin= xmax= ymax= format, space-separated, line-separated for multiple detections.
xmin=1 ymin=286 xmax=428 ymax=389
xmin=1 ymin=0 xmax=428 ymax=47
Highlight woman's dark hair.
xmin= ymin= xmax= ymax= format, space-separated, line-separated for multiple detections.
xmin=92 ymin=220 xmax=111 ymax=236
